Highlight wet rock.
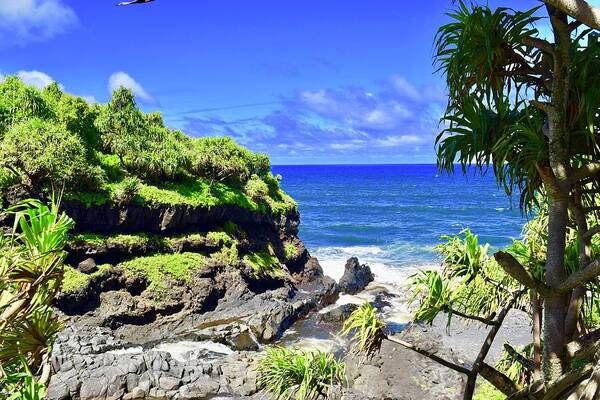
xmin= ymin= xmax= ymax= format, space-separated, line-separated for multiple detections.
xmin=317 ymin=303 xmax=358 ymax=323
xmin=338 ymin=257 xmax=374 ymax=294
xmin=78 ymin=257 xmax=97 ymax=274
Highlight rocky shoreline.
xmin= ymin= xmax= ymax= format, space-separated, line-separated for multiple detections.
xmin=47 ymin=252 xmax=533 ymax=400
xmin=22 ymin=196 xmax=532 ymax=400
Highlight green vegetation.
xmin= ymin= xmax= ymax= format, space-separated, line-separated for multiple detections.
xmin=340 ymin=303 xmax=385 ymax=357
xmin=119 ymin=252 xmax=206 ymax=296
xmin=284 ymin=242 xmax=299 ymax=260
xmin=0 ymin=77 xmax=296 ymax=215
xmin=257 ymin=346 xmax=345 ymax=400
xmin=62 ymin=266 xmax=92 ymax=293
xmin=205 ymin=231 xmax=233 ymax=246
xmin=473 ymin=383 xmax=505 ymax=400
xmin=61 ymin=264 xmax=112 ymax=293
xmin=434 ymin=0 xmax=600 ymax=388
xmin=243 ymin=251 xmax=282 ymax=277
xmin=0 ymin=199 xmax=74 ymax=397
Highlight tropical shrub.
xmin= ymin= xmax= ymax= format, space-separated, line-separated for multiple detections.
xmin=95 ymin=87 xmax=147 ymax=165
xmin=111 ymin=176 xmax=140 ymax=205
xmin=0 ymin=77 xmax=52 ymax=136
xmin=0 ymin=198 xmax=74 ymax=396
xmin=0 ymin=78 xmax=293 ymax=216
xmin=257 ymin=346 xmax=345 ymax=400
xmin=188 ymin=137 xmax=262 ymax=185
xmin=340 ymin=303 xmax=385 ymax=356
xmin=0 ymin=118 xmax=104 ymax=190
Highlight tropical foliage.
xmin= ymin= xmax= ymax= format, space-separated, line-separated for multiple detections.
xmin=434 ymin=0 xmax=600 ymax=391
xmin=0 ymin=77 xmax=295 ymax=215
xmin=256 ymin=346 xmax=345 ymax=400
xmin=0 ymin=198 xmax=74 ymax=398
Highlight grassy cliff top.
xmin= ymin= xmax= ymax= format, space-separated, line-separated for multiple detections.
xmin=0 ymin=77 xmax=296 ymax=215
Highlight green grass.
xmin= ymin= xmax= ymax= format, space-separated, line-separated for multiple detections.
xmin=473 ymin=383 xmax=505 ymax=400
xmin=118 ymin=252 xmax=206 ymax=295
xmin=62 ymin=266 xmax=91 ymax=293
xmin=284 ymin=242 xmax=299 ymax=259
xmin=67 ymin=175 xmax=296 ymax=215
xmin=243 ymin=251 xmax=282 ymax=277
xmin=71 ymin=232 xmax=153 ymax=247
xmin=61 ymin=264 xmax=112 ymax=293
xmin=257 ymin=346 xmax=345 ymax=400
xmin=206 ymin=231 xmax=233 ymax=246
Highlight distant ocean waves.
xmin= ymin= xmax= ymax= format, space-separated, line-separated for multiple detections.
xmin=313 ymin=243 xmax=439 ymax=285
xmin=273 ymin=164 xmax=525 ymax=286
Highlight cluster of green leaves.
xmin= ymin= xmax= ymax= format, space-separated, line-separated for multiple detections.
xmin=435 ymin=2 xmax=600 ymax=211
xmin=340 ymin=303 xmax=385 ymax=357
xmin=0 ymin=77 xmax=295 ymax=215
xmin=256 ymin=346 xmax=345 ymax=400
xmin=0 ymin=199 xmax=74 ymax=397
xmin=410 ymin=229 xmax=520 ymax=327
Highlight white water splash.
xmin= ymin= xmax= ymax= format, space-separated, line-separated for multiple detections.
xmin=152 ymin=341 xmax=233 ymax=362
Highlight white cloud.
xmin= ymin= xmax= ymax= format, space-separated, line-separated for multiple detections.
xmin=0 ymin=0 xmax=78 ymax=45
xmin=16 ymin=70 xmax=60 ymax=89
xmin=108 ymin=72 xmax=155 ymax=103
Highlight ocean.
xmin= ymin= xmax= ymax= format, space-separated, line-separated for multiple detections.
xmin=272 ymin=164 xmax=527 ymax=284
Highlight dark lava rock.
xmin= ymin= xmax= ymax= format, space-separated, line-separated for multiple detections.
xmin=77 ymin=258 xmax=97 ymax=274
xmin=338 ymin=257 xmax=374 ymax=294
xmin=345 ymin=324 xmax=466 ymax=399
xmin=317 ymin=303 xmax=359 ymax=323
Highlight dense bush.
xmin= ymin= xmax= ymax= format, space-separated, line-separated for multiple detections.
xmin=0 ymin=76 xmax=293 ymax=215
xmin=189 ymin=137 xmax=267 ymax=185
xmin=0 ymin=76 xmax=52 ymax=136
xmin=0 ymin=118 xmax=104 ymax=190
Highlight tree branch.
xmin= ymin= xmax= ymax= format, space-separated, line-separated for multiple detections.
xmin=571 ymin=162 xmax=600 ymax=183
xmin=385 ymin=335 xmax=471 ymax=375
xmin=479 ymin=363 xmax=521 ymax=397
xmin=531 ymin=99 xmax=555 ymax=113
xmin=494 ymin=251 xmax=553 ymax=297
xmin=542 ymin=0 xmax=600 ymax=30
xmin=451 ymin=309 xmax=499 ymax=326
xmin=504 ymin=343 xmax=535 ymax=371
xmin=558 ymin=257 xmax=600 ymax=293
xmin=566 ymin=327 xmax=600 ymax=359
xmin=582 ymin=225 xmax=600 ymax=240
xmin=463 ymin=289 xmax=525 ymax=399
xmin=522 ymin=36 xmax=555 ymax=54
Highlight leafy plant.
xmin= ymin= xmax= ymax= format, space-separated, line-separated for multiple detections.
xmin=0 ymin=198 xmax=73 ymax=393
xmin=111 ymin=176 xmax=140 ymax=205
xmin=257 ymin=346 xmax=345 ymax=400
xmin=435 ymin=229 xmax=489 ymax=279
xmin=340 ymin=303 xmax=385 ymax=357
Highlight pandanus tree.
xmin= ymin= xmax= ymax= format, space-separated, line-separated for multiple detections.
xmin=341 ymin=1 xmax=600 ymax=399
xmin=437 ymin=0 xmax=600 ymax=384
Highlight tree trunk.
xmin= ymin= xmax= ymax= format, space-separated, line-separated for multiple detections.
xmin=533 ymin=290 xmax=543 ymax=380
xmin=543 ymin=5 xmax=572 ymax=381
xmin=544 ymin=197 xmax=569 ymax=380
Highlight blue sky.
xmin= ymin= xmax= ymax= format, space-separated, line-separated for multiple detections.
xmin=0 ymin=0 xmax=556 ymax=164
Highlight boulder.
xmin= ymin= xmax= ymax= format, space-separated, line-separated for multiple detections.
xmin=78 ymin=257 xmax=97 ymax=274
xmin=338 ymin=257 xmax=374 ymax=294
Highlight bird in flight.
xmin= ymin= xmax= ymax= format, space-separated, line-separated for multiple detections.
xmin=116 ymin=0 xmax=155 ymax=6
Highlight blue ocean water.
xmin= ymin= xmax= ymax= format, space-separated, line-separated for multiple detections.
xmin=272 ymin=164 xmax=527 ymax=278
